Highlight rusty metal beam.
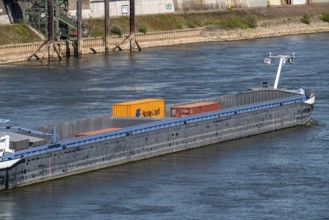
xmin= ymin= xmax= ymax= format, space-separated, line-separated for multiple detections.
xmin=130 ymin=0 xmax=135 ymax=52
xmin=76 ymin=0 xmax=82 ymax=58
xmin=105 ymin=0 xmax=110 ymax=55
xmin=47 ymin=0 xmax=54 ymax=42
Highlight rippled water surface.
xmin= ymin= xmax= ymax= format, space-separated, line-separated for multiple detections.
xmin=0 ymin=33 xmax=328 ymax=219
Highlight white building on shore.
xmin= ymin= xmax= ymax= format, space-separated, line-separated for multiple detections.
xmin=1 ymin=0 xmax=329 ymax=24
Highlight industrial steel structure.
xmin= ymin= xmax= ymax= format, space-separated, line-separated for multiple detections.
xmin=2 ymin=0 xmax=89 ymax=39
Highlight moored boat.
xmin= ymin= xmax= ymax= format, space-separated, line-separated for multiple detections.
xmin=0 ymin=54 xmax=315 ymax=190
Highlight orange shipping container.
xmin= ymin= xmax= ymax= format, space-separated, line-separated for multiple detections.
xmin=75 ymin=128 xmax=120 ymax=137
xmin=112 ymin=99 xmax=164 ymax=118
xmin=171 ymin=102 xmax=220 ymax=117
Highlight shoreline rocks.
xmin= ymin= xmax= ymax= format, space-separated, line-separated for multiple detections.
xmin=139 ymin=19 xmax=329 ymax=48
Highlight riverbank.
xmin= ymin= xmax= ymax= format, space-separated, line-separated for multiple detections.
xmin=138 ymin=18 xmax=329 ymax=48
xmin=1 ymin=4 xmax=329 ymax=64
xmin=1 ymin=19 xmax=329 ymax=64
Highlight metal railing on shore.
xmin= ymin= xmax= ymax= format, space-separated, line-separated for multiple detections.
xmin=0 ymin=42 xmax=43 ymax=56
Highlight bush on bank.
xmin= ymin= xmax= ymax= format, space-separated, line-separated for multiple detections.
xmin=111 ymin=25 xmax=122 ymax=36
xmin=138 ymin=26 xmax=147 ymax=34
xmin=217 ymin=16 xmax=256 ymax=29
xmin=321 ymin=11 xmax=329 ymax=22
xmin=301 ymin=13 xmax=312 ymax=24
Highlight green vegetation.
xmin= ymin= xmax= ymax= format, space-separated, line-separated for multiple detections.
xmin=244 ymin=16 xmax=257 ymax=28
xmin=86 ymin=12 xmax=259 ymax=37
xmin=138 ymin=26 xmax=147 ymax=34
xmin=3 ymin=7 xmax=327 ymax=45
xmin=160 ymin=14 xmax=182 ymax=29
xmin=217 ymin=15 xmax=256 ymax=29
xmin=5 ymin=7 xmax=327 ymax=46
xmin=320 ymin=11 xmax=329 ymax=22
xmin=301 ymin=13 xmax=312 ymax=24
xmin=0 ymin=11 xmax=262 ymax=45
xmin=187 ymin=22 xmax=195 ymax=29
xmin=86 ymin=17 xmax=129 ymax=37
xmin=111 ymin=25 xmax=122 ymax=36
xmin=175 ymin=23 xmax=183 ymax=29
xmin=0 ymin=24 xmax=41 ymax=46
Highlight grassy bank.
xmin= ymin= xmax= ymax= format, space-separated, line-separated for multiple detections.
xmin=1 ymin=5 xmax=329 ymax=46
xmin=87 ymin=11 xmax=259 ymax=37
xmin=0 ymin=11 xmax=260 ymax=45
xmin=0 ymin=24 xmax=41 ymax=46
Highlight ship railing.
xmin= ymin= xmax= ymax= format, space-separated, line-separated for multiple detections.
xmin=7 ymin=95 xmax=306 ymax=161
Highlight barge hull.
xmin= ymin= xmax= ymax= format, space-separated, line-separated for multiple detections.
xmin=0 ymin=98 xmax=312 ymax=190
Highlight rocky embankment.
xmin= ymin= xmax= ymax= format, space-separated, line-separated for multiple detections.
xmin=203 ymin=18 xmax=329 ymax=41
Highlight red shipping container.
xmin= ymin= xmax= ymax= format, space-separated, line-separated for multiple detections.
xmin=171 ymin=102 xmax=220 ymax=117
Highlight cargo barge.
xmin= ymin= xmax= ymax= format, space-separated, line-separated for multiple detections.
xmin=0 ymin=54 xmax=315 ymax=190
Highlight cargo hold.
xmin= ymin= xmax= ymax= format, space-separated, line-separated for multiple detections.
xmin=75 ymin=128 xmax=121 ymax=137
xmin=0 ymin=131 xmax=47 ymax=150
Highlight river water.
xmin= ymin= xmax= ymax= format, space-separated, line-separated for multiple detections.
xmin=0 ymin=33 xmax=328 ymax=219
